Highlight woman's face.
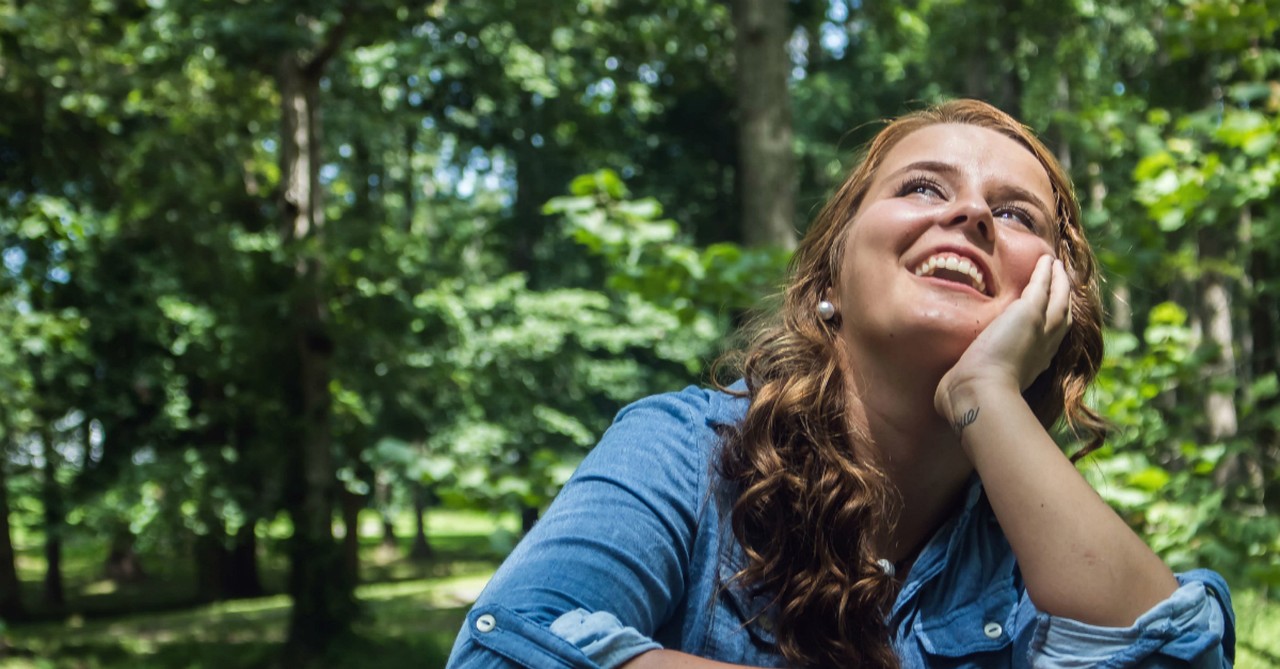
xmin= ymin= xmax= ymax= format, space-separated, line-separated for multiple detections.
xmin=832 ymin=123 xmax=1059 ymax=368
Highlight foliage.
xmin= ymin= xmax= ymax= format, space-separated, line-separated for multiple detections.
xmin=1088 ymin=303 xmax=1280 ymax=585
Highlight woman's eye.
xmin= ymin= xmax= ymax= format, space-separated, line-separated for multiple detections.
xmin=995 ymin=206 xmax=1037 ymax=230
xmin=899 ymin=178 xmax=943 ymax=199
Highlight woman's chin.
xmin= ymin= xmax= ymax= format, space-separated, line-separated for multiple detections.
xmin=884 ymin=316 xmax=982 ymax=374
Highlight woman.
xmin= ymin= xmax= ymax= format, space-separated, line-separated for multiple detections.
xmin=446 ymin=100 xmax=1235 ymax=668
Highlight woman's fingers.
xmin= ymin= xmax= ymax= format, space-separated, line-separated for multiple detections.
xmin=1020 ymin=255 xmax=1054 ymax=307
xmin=1046 ymin=259 xmax=1072 ymax=335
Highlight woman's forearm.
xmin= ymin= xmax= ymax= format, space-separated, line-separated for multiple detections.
xmin=949 ymin=380 xmax=1178 ymax=627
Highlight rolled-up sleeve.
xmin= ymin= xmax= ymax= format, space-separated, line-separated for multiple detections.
xmin=1017 ymin=569 xmax=1235 ymax=668
xmin=446 ymin=390 xmax=711 ymax=668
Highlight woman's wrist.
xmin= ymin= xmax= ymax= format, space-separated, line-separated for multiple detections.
xmin=935 ymin=373 xmax=1020 ymax=436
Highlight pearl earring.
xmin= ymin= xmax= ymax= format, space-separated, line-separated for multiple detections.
xmin=817 ymin=300 xmax=836 ymax=321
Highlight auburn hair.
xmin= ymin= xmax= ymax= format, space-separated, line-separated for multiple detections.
xmin=716 ymin=99 xmax=1105 ymax=668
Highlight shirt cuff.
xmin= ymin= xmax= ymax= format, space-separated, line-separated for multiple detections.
xmin=551 ymin=609 xmax=664 ymax=669
xmin=1030 ymin=581 xmax=1227 ymax=668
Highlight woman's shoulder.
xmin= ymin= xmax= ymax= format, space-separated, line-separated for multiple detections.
xmin=576 ymin=384 xmax=749 ymax=488
xmin=609 ymin=382 xmax=749 ymax=433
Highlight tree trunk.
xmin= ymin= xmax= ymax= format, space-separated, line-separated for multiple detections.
xmin=194 ymin=530 xmax=226 ymax=602
xmin=1248 ymin=225 xmax=1279 ymax=507
xmin=409 ymin=482 xmax=432 ymax=560
xmin=381 ymin=513 xmax=398 ymax=550
xmin=104 ymin=529 xmax=146 ymax=583
xmin=957 ymin=1 xmax=1022 ymax=117
xmin=1196 ymin=225 xmax=1243 ymax=489
xmin=1217 ymin=207 xmax=1266 ymax=497
xmin=1083 ymin=165 xmax=1134 ymax=331
xmin=39 ymin=428 xmax=64 ymax=610
xmin=0 ymin=458 xmax=25 ymax=621
xmin=278 ymin=44 xmax=357 ymax=663
xmin=1200 ymin=274 xmax=1237 ymax=442
xmin=511 ymin=139 xmax=547 ymax=276
xmin=731 ymin=0 xmax=796 ymax=250
xmin=195 ymin=522 xmax=264 ymax=602
xmin=340 ymin=486 xmax=362 ymax=585
xmin=402 ymin=120 xmax=418 ymax=233
xmin=225 ymin=523 xmax=264 ymax=599
xmin=375 ymin=474 xmax=398 ymax=551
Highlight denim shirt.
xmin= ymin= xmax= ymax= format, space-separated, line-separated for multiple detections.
xmin=447 ymin=386 xmax=1235 ymax=668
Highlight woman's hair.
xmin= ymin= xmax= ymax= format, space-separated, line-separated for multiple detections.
xmin=716 ymin=99 xmax=1105 ymax=668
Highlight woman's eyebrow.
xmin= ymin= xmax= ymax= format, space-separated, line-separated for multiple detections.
xmin=884 ymin=160 xmax=960 ymax=181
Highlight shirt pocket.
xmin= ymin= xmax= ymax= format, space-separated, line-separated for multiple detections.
xmin=702 ymin=560 xmax=786 ymax=667
xmin=914 ymin=585 xmax=1017 ymax=668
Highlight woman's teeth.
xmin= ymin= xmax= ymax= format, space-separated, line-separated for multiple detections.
xmin=913 ymin=254 xmax=987 ymax=295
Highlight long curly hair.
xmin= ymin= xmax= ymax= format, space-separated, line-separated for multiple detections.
xmin=716 ymin=99 xmax=1106 ymax=668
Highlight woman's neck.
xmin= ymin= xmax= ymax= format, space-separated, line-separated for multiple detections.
xmin=841 ymin=346 xmax=974 ymax=563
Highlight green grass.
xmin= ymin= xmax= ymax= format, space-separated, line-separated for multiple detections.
xmin=0 ymin=574 xmax=487 ymax=668
xmin=0 ymin=509 xmax=513 ymax=668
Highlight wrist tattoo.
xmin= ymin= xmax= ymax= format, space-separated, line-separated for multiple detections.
xmin=952 ymin=407 xmax=980 ymax=434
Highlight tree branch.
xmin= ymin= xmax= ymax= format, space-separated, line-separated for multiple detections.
xmin=303 ymin=2 xmax=355 ymax=77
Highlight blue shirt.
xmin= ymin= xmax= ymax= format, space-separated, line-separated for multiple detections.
xmin=447 ymin=385 xmax=1235 ymax=668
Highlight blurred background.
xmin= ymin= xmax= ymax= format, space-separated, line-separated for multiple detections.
xmin=1 ymin=0 xmax=1278 ymax=666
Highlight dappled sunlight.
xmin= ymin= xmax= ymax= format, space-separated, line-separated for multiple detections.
xmin=82 ymin=579 xmax=119 ymax=596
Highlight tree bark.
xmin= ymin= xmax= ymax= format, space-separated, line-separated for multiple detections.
xmin=225 ymin=524 xmax=264 ymax=599
xmin=402 ymin=120 xmax=418 ymax=233
xmin=340 ymin=486 xmax=362 ymax=585
xmin=40 ymin=428 xmax=64 ymax=610
xmin=381 ymin=513 xmax=398 ymax=550
xmin=194 ymin=530 xmax=226 ymax=602
xmin=278 ymin=36 xmax=357 ymax=661
xmin=1214 ymin=207 xmax=1266 ymax=496
xmin=1196 ymin=225 xmax=1243 ymax=489
xmin=1247 ymin=217 xmax=1278 ymax=506
xmin=731 ymin=0 xmax=797 ymax=250
xmin=1084 ymin=165 xmax=1134 ymax=331
xmin=104 ymin=529 xmax=146 ymax=583
xmin=409 ymin=482 xmax=432 ymax=560
xmin=195 ymin=522 xmax=264 ymax=602
xmin=0 ymin=458 xmax=25 ymax=621
xmin=374 ymin=474 xmax=398 ymax=551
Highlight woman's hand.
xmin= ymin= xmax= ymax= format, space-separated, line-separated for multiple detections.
xmin=935 ymin=255 xmax=1071 ymax=424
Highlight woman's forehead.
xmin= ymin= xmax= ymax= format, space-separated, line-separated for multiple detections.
xmin=873 ymin=123 xmax=1055 ymax=203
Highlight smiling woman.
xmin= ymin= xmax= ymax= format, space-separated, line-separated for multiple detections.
xmin=444 ymin=100 xmax=1235 ymax=669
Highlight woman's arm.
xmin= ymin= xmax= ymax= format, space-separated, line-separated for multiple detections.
xmin=936 ymin=256 xmax=1178 ymax=627
xmin=448 ymin=391 xmax=707 ymax=668
xmin=945 ymin=380 xmax=1178 ymax=626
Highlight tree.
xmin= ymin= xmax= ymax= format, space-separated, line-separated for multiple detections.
xmin=731 ymin=0 xmax=797 ymax=249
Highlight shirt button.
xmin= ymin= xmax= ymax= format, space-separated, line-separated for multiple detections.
xmin=475 ymin=613 xmax=497 ymax=633
xmin=983 ymin=621 xmax=1003 ymax=639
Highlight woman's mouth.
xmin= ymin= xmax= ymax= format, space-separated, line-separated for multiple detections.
xmin=912 ymin=253 xmax=988 ymax=295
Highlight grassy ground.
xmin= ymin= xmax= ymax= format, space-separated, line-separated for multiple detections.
xmin=0 ymin=509 xmax=515 ymax=668
xmin=1 ymin=510 xmax=1277 ymax=668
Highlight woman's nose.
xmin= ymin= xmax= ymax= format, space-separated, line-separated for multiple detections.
xmin=944 ymin=197 xmax=995 ymax=243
